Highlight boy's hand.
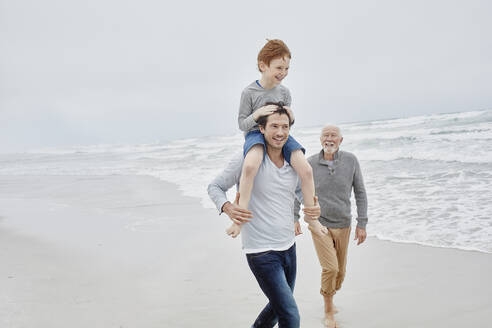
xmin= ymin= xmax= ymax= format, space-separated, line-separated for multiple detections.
xmin=222 ymin=192 xmax=253 ymax=224
xmin=283 ymin=106 xmax=295 ymax=123
xmin=253 ymin=105 xmax=278 ymax=121
xmin=302 ymin=196 xmax=320 ymax=220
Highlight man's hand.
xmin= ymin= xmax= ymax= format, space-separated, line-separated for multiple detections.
xmin=283 ymin=106 xmax=295 ymax=124
xmin=354 ymin=227 xmax=367 ymax=245
xmin=222 ymin=192 xmax=253 ymax=224
xmin=252 ymin=105 xmax=278 ymax=121
xmin=302 ymin=196 xmax=320 ymax=220
xmin=294 ymin=221 xmax=303 ymax=236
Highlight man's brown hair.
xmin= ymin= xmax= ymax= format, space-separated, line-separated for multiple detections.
xmin=257 ymin=102 xmax=292 ymax=128
xmin=257 ymin=39 xmax=291 ymax=72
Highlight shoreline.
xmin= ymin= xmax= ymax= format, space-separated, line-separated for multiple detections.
xmin=369 ymin=234 xmax=491 ymax=255
xmin=1 ymin=174 xmax=491 ymax=327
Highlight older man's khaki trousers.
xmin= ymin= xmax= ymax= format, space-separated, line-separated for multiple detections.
xmin=310 ymin=226 xmax=351 ymax=296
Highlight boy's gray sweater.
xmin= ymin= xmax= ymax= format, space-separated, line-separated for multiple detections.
xmin=238 ymin=81 xmax=292 ymax=133
xmin=295 ymin=150 xmax=368 ymax=229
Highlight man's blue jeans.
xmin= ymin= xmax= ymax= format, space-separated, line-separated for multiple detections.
xmin=246 ymin=243 xmax=300 ymax=328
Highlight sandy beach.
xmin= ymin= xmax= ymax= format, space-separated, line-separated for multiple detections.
xmin=1 ymin=175 xmax=491 ymax=327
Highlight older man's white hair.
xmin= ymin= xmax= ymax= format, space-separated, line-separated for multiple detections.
xmin=321 ymin=125 xmax=342 ymax=137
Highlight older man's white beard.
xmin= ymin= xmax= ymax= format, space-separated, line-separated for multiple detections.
xmin=323 ymin=144 xmax=338 ymax=154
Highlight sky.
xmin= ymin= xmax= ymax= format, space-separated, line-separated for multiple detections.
xmin=1 ymin=0 xmax=491 ymax=152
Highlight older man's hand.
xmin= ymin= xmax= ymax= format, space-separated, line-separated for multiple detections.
xmin=354 ymin=227 xmax=367 ymax=245
xmin=222 ymin=192 xmax=253 ymax=224
xmin=302 ymin=196 xmax=320 ymax=220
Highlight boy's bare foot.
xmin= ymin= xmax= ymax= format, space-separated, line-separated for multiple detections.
xmin=306 ymin=219 xmax=328 ymax=236
xmin=226 ymin=223 xmax=241 ymax=238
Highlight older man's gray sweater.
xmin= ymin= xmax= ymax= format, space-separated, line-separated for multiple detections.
xmin=295 ymin=150 xmax=368 ymax=229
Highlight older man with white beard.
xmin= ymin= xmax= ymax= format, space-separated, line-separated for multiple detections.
xmin=295 ymin=125 xmax=368 ymax=328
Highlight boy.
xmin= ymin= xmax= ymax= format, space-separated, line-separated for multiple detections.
xmin=227 ymin=39 xmax=327 ymax=238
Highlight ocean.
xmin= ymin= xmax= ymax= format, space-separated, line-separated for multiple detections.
xmin=1 ymin=110 xmax=491 ymax=253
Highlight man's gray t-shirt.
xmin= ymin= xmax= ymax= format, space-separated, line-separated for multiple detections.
xmin=238 ymin=81 xmax=292 ymax=133
xmin=207 ymin=152 xmax=303 ymax=253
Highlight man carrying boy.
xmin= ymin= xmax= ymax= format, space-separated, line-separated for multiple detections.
xmin=208 ymin=107 xmax=320 ymax=328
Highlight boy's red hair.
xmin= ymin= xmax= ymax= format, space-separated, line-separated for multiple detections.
xmin=257 ymin=39 xmax=291 ymax=72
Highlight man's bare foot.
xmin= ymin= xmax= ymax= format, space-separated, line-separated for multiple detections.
xmin=226 ymin=223 xmax=241 ymax=238
xmin=306 ymin=219 xmax=328 ymax=236
xmin=324 ymin=312 xmax=337 ymax=328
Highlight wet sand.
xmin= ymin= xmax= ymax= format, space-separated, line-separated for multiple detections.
xmin=1 ymin=175 xmax=491 ymax=327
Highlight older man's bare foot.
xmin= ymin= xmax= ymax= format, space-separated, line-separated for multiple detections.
xmin=306 ymin=219 xmax=328 ymax=236
xmin=324 ymin=313 xmax=337 ymax=328
xmin=226 ymin=223 xmax=241 ymax=238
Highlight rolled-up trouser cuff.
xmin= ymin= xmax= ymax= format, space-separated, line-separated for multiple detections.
xmin=320 ymin=287 xmax=337 ymax=297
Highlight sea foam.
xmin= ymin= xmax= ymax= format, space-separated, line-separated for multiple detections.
xmin=1 ymin=110 xmax=491 ymax=253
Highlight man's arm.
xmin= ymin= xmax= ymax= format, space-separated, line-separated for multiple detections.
xmin=207 ymin=153 xmax=243 ymax=212
xmin=294 ymin=187 xmax=303 ymax=236
xmin=353 ymin=157 xmax=368 ymax=228
xmin=293 ymin=180 xmax=304 ymax=222
xmin=353 ymin=156 xmax=368 ymax=244
xmin=294 ymin=199 xmax=302 ymax=222
xmin=207 ymin=153 xmax=252 ymax=223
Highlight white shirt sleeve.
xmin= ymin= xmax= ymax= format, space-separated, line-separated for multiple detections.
xmin=207 ymin=152 xmax=244 ymax=213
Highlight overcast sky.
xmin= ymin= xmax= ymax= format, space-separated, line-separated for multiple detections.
xmin=1 ymin=0 xmax=491 ymax=152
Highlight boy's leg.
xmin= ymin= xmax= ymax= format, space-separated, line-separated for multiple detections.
xmin=227 ymin=145 xmax=263 ymax=238
xmin=289 ymin=150 xmax=315 ymax=206
xmin=290 ymin=150 xmax=328 ymax=236
xmin=239 ymin=144 xmax=264 ymax=209
xmin=290 ymin=149 xmax=314 ymax=206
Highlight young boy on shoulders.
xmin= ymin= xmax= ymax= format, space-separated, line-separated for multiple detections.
xmin=227 ymin=39 xmax=327 ymax=238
